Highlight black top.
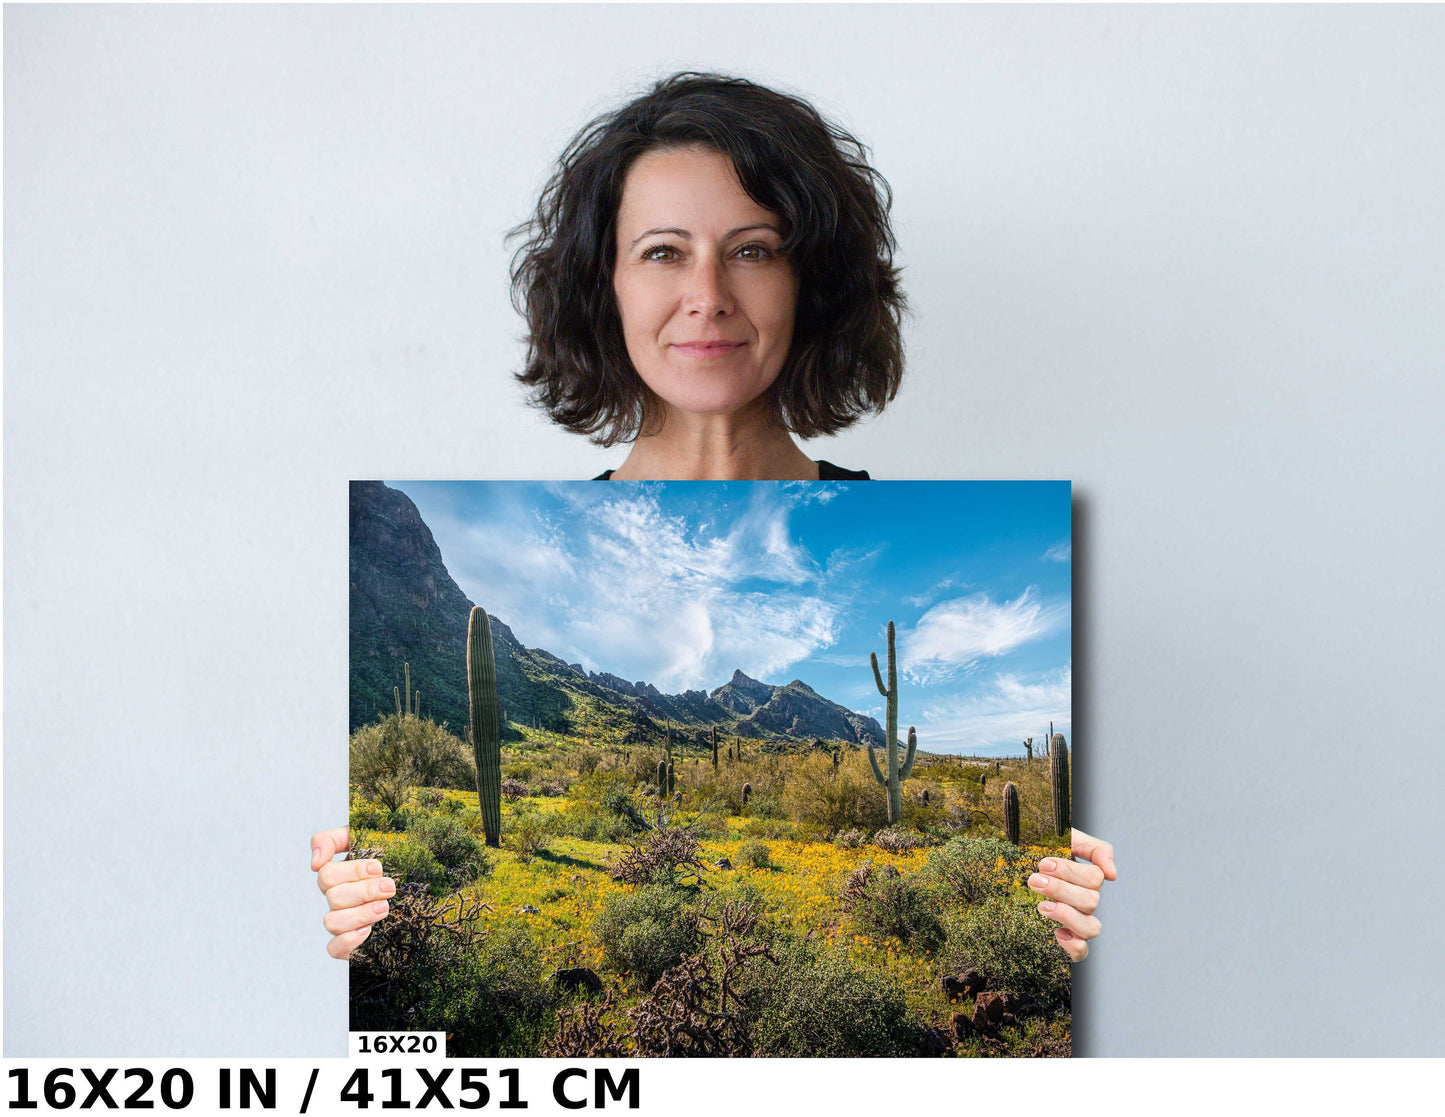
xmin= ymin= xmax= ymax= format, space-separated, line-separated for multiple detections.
xmin=592 ymin=460 xmax=870 ymax=481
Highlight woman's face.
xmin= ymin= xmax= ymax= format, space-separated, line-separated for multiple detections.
xmin=612 ymin=146 xmax=798 ymax=423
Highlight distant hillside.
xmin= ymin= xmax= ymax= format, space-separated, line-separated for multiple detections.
xmin=348 ymin=481 xmax=884 ymax=749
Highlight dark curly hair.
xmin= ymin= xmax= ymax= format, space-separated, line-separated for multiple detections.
xmin=508 ymin=72 xmax=907 ymax=447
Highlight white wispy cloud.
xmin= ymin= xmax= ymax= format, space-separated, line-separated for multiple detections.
xmin=1043 ymin=541 xmax=1071 ymax=563
xmin=901 ymin=587 xmax=1067 ymax=684
xmin=917 ymin=664 xmax=1072 ymax=754
xmin=781 ymin=481 xmax=843 ymax=506
xmin=904 ymin=576 xmax=965 ymax=609
xmin=447 ymin=486 xmax=845 ymax=692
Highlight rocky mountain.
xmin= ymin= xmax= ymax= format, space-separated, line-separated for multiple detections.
xmin=349 ymin=481 xmax=884 ymax=749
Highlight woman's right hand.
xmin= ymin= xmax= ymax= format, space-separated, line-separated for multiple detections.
xmin=311 ymin=826 xmax=394 ymax=959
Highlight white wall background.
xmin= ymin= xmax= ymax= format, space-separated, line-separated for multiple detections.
xmin=6 ymin=4 xmax=1444 ymax=1056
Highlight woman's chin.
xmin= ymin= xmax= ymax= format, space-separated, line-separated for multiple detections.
xmin=653 ymin=385 xmax=774 ymax=423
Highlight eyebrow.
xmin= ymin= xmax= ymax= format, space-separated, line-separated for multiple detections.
xmin=627 ymin=223 xmax=782 ymax=251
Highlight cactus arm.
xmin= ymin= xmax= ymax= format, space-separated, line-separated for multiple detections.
xmin=866 ymin=737 xmax=887 ymax=786
xmin=870 ymin=652 xmax=888 ymax=697
xmin=899 ymin=726 xmax=919 ymax=781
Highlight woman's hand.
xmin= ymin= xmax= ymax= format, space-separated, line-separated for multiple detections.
xmin=1029 ymin=828 xmax=1116 ymax=961
xmin=311 ymin=826 xmax=394 ymax=959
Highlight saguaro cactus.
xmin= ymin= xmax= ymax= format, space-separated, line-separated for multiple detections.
xmin=467 ymin=607 xmax=502 ymax=848
xmin=711 ymin=727 xmax=719 ymax=770
xmin=867 ymin=620 xmax=918 ymax=824
xmin=742 ymin=782 xmax=752 ymax=805
xmin=667 ymin=760 xmax=675 ymax=797
xmin=656 ymin=759 xmax=667 ymax=795
xmin=1050 ymin=733 xmax=1071 ymax=837
xmin=404 ymin=662 xmax=412 ymax=716
xmin=1003 ymin=781 xmax=1020 ymax=846
xmin=394 ymin=686 xmax=402 ymax=719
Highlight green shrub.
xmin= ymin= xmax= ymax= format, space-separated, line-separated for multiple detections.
xmin=847 ymin=871 xmax=945 ymax=952
xmin=551 ymin=801 xmax=636 ymax=844
xmin=349 ymin=715 xmax=475 ymax=806
xmin=381 ymin=841 xmax=448 ymax=895
xmin=745 ymin=792 xmax=789 ymax=820
xmin=592 ymin=884 xmax=700 ymax=990
xmin=407 ymin=812 xmax=491 ymax=887
xmin=435 ymin=921 xmax=558 ymax=1057
xmin=740 ymin=818 xmax=795 ymax=841
xmin=349 ymin=798 xmax=391 ymax=833
xmin=924 ymin=836 xmax=1024 ymax=904
xmin=745 ymin=937 xmax=916 ymax=1056
xmin=353 ymin=913 xmax=557 ymax=1059
xmin=782 ymin=754 xmax=891 ymax=834
xmin=943 ymin=897 xmax=1071 ymax=1006
xmin=736 ymin=839 xmax=771 ymax=869
xmin=503 ymin=761 xmax=537 ymax=783
xmin=505 ymin=805 xmax=554 ymax=863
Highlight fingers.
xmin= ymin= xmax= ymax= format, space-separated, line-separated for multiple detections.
xmin=1070 ymin=828 xmax=1117 ymax=881
xmin=1054 ymin=926 xmax=1089 ymax=962
xmin=324 ymin=897 xmax=390 ymax=937
xmin=1035 ymin=855 xmax=1105 ymax=891
xmin=325 ymin=872 xmax=396 ymax=912
xmin=311 ymin=827 xmax=351 ymax=874
xmin=1036 ymin=897 xmax=1101 ymax=941
xmin=327 ymin=924 xmax=374 ymax=960
xmin=318 ymin=857 xmax=385 ymax=892
xmin=1028 ymin=870 xmax=1098 ymax=915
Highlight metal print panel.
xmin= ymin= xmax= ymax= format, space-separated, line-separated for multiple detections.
xmin=349 ymin=480 xmax=1073 ymax=1057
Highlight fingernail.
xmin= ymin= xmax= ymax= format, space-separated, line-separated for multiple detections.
xmin=1039 ymin=901 xmax=1056 ymax=913
xmin=377 ymin=878 xmax=396 ymax=896
xmin=366 ymin=860 xmax=382 ymax=875
xmin=372 ymin=901 xmax=389 ymax=915
xmin=1040 ymin=858 xmax=1058 ymax=872
xmin=1029 ymin=874 xmax=1049 ymax=891
xmin=1057 ymin=927 xmax=1074 ymax=940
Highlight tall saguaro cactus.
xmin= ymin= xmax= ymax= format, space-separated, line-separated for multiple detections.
xmin=1050 ymin=733 xmax=1071 ymax=837
xmin=467 ymin=607 xmax=502 ymax=848
xmin=867 ymin=620 xmax=918 ymax=824
xmin=711 ymin=727 xmax=719 ymax=770
xmin=1003 ymin=781 xmax=1020 ymax=846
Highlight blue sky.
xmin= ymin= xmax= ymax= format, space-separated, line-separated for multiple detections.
xmin=389 ymin=480 xmax=1071 ymax=757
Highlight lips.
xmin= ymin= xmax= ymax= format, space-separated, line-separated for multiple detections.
xmin=671 ymin=340 xmax=746 ymax=357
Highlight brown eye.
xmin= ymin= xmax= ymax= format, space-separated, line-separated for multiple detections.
xmin=735 ymin=243 xmax=774 ymax=260
xmin=643 ymin=245 xmax=679 ymax=262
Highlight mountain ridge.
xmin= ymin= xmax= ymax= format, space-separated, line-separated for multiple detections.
xmin=349 ymin=481 xmax=883 ymax=748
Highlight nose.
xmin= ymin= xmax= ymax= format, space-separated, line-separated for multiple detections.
xmin=682 ymin=255 xmax=734 ymax=317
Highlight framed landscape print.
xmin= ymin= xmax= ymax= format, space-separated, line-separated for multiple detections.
xmin=349 ymin=479 xmax=1073 ymax=1057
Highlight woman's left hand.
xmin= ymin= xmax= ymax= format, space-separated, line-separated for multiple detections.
xmin=1029 ymin=828 xmax=1116 ymax=961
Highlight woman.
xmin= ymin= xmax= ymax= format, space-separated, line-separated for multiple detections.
xmin=314 ymin=72 xmax=1115 ymax=962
